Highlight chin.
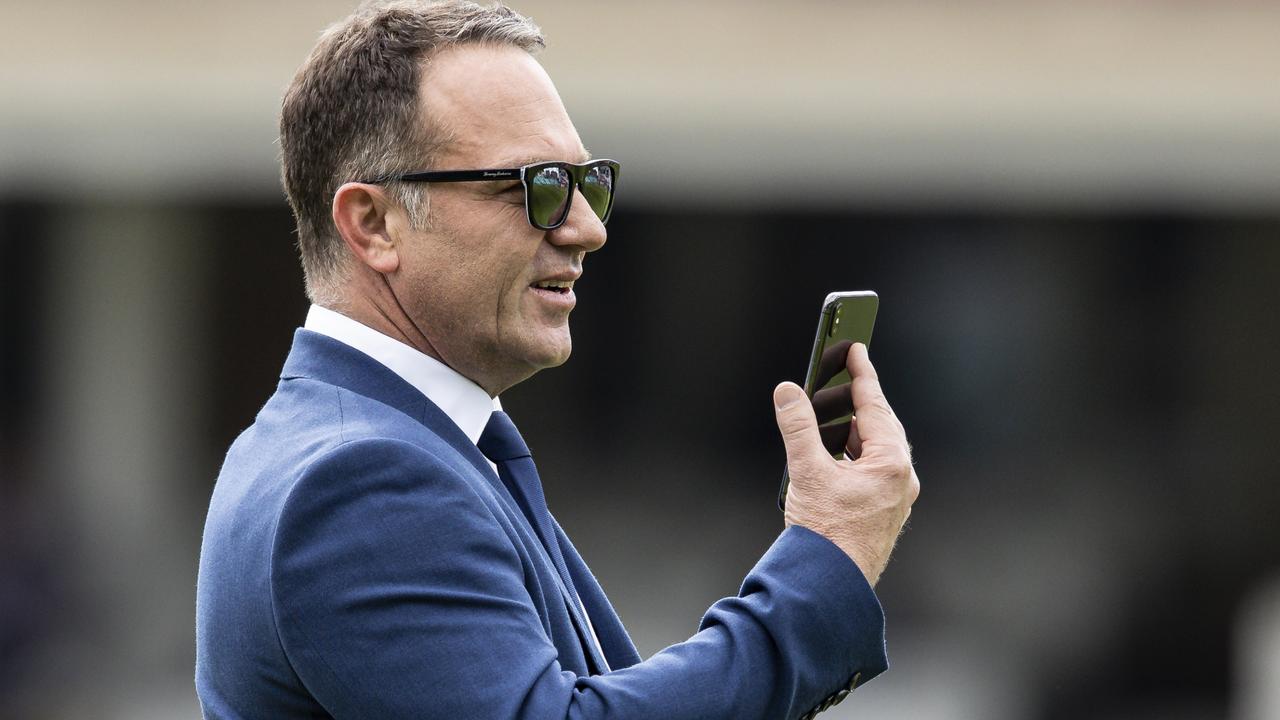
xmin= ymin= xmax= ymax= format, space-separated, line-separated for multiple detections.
xmin=530 ymin=331 xmax=573 ymax=369
xmin=498 ymin=324 xmax=573 ymax=383
xmin=538 ymin=342 xmax=572 ymax=369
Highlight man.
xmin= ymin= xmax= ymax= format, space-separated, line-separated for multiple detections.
xmin=195 ymin=2 xmax=919 ymax=718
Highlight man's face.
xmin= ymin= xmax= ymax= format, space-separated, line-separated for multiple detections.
xmin=387 ymin=44 xmax=606 ymax=394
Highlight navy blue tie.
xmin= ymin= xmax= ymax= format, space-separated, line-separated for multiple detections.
xmin=477 ymin=411 xmax=606 ymax=672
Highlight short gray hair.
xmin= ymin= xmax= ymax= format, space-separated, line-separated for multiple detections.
xmin=280 ymin=0 xmax=545 ymax=304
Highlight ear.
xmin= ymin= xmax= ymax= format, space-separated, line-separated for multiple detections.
xmin=332 ymin=182 xmax=400 ymax=274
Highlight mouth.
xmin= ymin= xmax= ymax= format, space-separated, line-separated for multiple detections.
xmin=527 ymin=275 xmax=578 ymax=310
xmin=529 ymin=279 xmax=575 ymax=295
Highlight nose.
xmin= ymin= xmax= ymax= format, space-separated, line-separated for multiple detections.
xmin=547 ymin=187 xmax=607 ymax=253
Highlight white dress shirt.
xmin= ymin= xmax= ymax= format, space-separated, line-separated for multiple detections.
xmin=305 ymin=304 xmax=500 ymax=443
xmin=302 ymin=304 xmax=606 ymax=665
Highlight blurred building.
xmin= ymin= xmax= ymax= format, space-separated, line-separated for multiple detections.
xmin=1 ymin=2 xmax=1278 ymax=718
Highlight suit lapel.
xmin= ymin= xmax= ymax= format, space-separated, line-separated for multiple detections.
xmin=281 ymin=329 xmax=609 ymax=674
xmin=553 ymin=518 xmax=643 ymax=670
xmin=281 ymin=330 xmax=497 ymax=484
xmin=491 ymin=457 xmax=610 ymax=675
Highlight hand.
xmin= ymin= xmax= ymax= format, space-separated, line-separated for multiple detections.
xmin=773 ymin=343 xmax=919 ymax=586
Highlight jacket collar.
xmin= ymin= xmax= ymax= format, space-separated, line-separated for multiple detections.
xmin=280 ymin=329 xmax=611 ymax=674
xmin=280 ymin=328 xmax=495 ymax=482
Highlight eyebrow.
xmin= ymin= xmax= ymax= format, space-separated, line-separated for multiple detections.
xmin=493 ymin=148 xmax=593 ymax=168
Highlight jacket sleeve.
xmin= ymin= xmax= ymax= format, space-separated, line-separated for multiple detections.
xmin=271 ymin=438 xmax=888 ymax=720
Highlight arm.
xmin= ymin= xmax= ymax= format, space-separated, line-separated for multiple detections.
xmin=271 ymin=438 xmax=887 ymax=720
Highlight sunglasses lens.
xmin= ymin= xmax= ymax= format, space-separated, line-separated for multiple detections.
xmin=581 ymin=164 xmax=615 ymax=222
xmin=527 ymin=166 xmax=572 ymax=229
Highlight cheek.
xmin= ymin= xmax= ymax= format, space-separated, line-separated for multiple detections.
xmin=426 ymin=244 xmax=526 ymax=331
xmin=492 ymin=263 xmax=532 ymax=325
xmin=485 ymin=242 xmax=541 ymax=301
xmin=413 ymin=199 xmax=542 ymax=311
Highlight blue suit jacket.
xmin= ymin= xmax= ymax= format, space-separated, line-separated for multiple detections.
xmin=196 ymin=330 xmax=888 ymax=719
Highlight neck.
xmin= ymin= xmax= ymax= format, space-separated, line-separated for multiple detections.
xmin=337 ymin=293 xmax=439 ymax=362
xmin=327 ymin=273 xmax=521 ymax=397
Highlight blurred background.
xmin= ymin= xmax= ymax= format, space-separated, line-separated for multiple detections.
xmin=2 ymin=0 xmax=1278 ymax=718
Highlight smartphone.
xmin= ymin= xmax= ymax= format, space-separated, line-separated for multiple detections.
xmin=777 ymin=291 xmax=879 ymax=511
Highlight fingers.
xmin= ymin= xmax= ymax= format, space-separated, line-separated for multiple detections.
xmin=847 ymin=419 xmax=863 ymax=458
xmin=773 ymin=382 xmax=829 ymax=472
xmin=847 ymin=343 xmax=907 ymax=453
xmin=818 ymin=419 xmax=863 ymax=458
xmin=811 ymin=382 xmax=854 ymax=424
xmin=818 ymin=421 xmax=850 ymax=456
xmin=814 ymin=339 xmax=854 ymax=389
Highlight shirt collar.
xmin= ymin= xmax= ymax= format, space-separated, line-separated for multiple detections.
xmin=303 ymin=304 xmax=500 ymax=445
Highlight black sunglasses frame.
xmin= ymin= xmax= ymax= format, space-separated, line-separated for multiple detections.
xmin=361 ymin=159 xmax=620 ymax=231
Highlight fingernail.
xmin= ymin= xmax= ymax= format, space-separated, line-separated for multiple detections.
xmin=775 ymin=384 xmax=804 ymax=410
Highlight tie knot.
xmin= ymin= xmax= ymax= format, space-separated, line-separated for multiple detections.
xmin=478 ymin=411 xmax=531 ymax=462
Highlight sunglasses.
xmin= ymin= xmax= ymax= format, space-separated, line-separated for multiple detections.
xmin=362 ymin=159 xmax=620 ymax=231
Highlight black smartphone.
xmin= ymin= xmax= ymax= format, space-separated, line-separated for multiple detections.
xmin=777 ymin=291 xmax=879 ymax=511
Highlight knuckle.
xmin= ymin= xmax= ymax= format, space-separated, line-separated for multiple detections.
xmin=779 ymin=412 xmax=812 ymax=438
xmin=888 ymin=448 xmax=913 ymax=476
xmin=853 ymin=375 xmax=883 ymax=395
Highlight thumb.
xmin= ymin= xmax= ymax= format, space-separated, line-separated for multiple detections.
xmin=773 ymin=382 xmax=827 ymax=471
